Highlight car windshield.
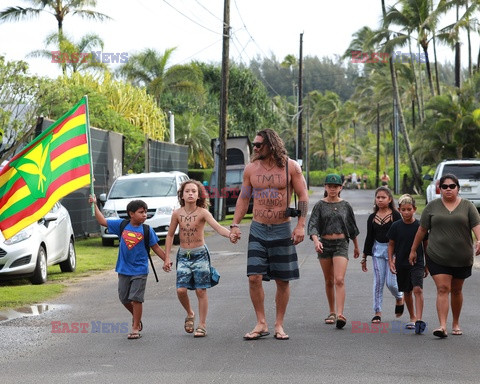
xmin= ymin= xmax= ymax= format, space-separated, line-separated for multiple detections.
xmin=109 ymin=177 xmax=177 ymax=198
xmin=210 ymin=170 xmax=243 ymax=187
xmin=443 ymin=165 xmax=480 ymax=180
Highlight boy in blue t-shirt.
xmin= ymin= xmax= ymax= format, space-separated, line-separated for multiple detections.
xmin=89 ymin=195 xmax=172 ymax=339
xmin=387 ymin=194 xmax=428 ymax=334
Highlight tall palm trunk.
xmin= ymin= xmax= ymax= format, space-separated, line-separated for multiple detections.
xmin=381 ymin=0 xmax=423 ymax=192
xmin=319 ymin=122 xmax=328 ymax=171
xmin=431 ymin=0 xmax=441 ymax=96
xmin=455 ymin=4 xmax=461 ymax=87
xmin=466 ymin=1 xmax=472 ymax=77
xmin=418 ymin=45 xmax=425 ymax=121
xmin=422 ymin=44 xmax=435 ymax=96
xmin=408 ymin=33 xmax=423 ymax=125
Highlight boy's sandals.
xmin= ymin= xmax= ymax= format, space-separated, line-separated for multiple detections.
xmin=132 ymin=319 xmax=143 ymax=332
xmin=194 ymin=326 xmax=207 ymax=338
xmin=127 ymin=332 xmax=141 ymax=340
xmin=324 ymin=313 xmax=336 ymax=324
xmin=184 ymin=315 xmax=195 ymax=333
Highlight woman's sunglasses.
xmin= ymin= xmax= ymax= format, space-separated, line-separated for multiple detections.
xmin=252 ymin=142 xmax=264 ymax=148
xmin=440 ymin=183 xmax=457 ymax=190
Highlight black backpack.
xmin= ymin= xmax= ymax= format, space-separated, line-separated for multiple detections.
xmin=119 ymin=220 xmax=158 ymax=282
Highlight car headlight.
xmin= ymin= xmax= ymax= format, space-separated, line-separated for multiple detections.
xmin=156 ymin=207 xmax=174 ymax=215
xmin=102 ymin=209 xmax=118 ymax=218
xmin=4 ymin=226 xmax=34 ymax=245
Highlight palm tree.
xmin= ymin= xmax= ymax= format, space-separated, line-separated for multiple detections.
xmin=0 ymin=0 xmax=111 ymax=36
xmin=383 ymin=0 xmax=449 ymax=97
xmin=28 ymin=32 xmax=106 ymax=75
xmin=117 ymin=48 xmax=177 ymax=103
xmin=381 ymin=0 xmax=424 ymax=193
xmin=174 ymin=112 xmax=217 ymax=168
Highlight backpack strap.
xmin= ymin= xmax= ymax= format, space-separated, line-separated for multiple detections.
xmin=119 ymin=219 xmax=158 ymax=282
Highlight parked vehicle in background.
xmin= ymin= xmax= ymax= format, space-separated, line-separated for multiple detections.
xmin=98 ymin=171 xmax=189 ymax=246
xmin=208 ymin=136 xmax=252 ymax=215
xmin=0 ymin=202 xmax=76 ymax=284
xmin=208 ymin=165 xmax=253 ymax=214
xmin=425 ymin=159 xmax=480 ymax=209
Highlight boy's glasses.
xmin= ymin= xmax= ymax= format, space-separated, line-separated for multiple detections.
xmin=252 ymin=142 xmax=264 ymax=148
xmin=440 ymin=183 xmax=457 ymax=190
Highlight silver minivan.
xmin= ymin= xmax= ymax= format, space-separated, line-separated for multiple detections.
xmin=99 ymin=171 xmax=189 ymax=246
xmin=425 ymin=159 xmax=480 ymax=208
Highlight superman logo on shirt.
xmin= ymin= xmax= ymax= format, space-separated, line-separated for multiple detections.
xmin=122 ymin=230 xmax=144 ymax=250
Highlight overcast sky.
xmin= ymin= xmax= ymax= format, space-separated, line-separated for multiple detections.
xmin=0 ymin=0 xmax=474 ymax=78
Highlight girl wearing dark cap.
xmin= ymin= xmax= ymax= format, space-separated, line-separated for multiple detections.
xmin=308 ymin=173 xmax=360 ymax=329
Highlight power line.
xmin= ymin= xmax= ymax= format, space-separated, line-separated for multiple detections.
xmin=161 ymin=0 xmax=221 ymax=35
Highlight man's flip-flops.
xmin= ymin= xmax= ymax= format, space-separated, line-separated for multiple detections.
xmin=273 ymin=332 xmax=289 ymax=340
xmin=243 ymin=331 xmax=270 ymax=340
xmin=433 ymin=328 xmax=448 ymax=338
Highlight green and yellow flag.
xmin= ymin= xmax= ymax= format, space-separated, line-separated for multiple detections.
xmin=0 ymin=97 xmax=92 ymax=239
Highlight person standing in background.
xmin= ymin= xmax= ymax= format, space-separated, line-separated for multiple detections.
xmin=381 ymin=172 xmax=390 ymax=187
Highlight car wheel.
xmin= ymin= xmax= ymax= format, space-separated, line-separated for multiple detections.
xmin=60 ymin=238 xmax=76 ymax=272
xmin=102 ymin=237 xmax=114 ymax=246
xmin=31 ymin=246 xmax=47 ymax=285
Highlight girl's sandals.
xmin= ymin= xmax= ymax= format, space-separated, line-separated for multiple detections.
xmin=184 ymin=315 xmax=195 ymax=333
xmin=336 ymin=314 xmax=347 ymax=329
xmin=194 ymin=326 xmax=207 ymax=338
xmin=324 ymin=313 xmax=336 ymax=324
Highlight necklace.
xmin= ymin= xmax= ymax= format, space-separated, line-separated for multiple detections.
xmin=184 ymin=206 xmax=198 ymax=216
xmin=260 ymin=161 xmax=275 ymax=172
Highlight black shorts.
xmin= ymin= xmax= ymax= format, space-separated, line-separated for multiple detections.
xmin=426 ymin=258 xmax=472 ymax=280
xmin=396 ymin=266 xmax=424 ymax=292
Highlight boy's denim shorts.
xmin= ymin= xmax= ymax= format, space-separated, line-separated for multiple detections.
xmin=176 ymin=245 xmax=211 ymax=290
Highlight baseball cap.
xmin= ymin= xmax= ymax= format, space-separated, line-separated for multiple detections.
xmin=325 ymin=174 xmax=342 ymax=185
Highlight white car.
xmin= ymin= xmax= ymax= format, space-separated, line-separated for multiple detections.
xmin=425 ymin=159 xmax=480 ymax=208
xmin=0 ymin=202 xmax=76 ymax=284
xmin=98 ymin=171 xmax=189 ymax=246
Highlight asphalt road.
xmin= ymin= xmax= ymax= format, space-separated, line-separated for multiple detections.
xmin=1 ymin=188 xmax=480 ymax=384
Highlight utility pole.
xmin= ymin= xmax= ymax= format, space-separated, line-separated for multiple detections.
xmin=297 ymin=33 xmax=304 ymax=165
xmin=216 ymin=0 xmax=230 ymax=221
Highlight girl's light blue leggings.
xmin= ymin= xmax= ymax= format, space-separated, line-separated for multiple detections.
xmin=371 ymin=241 xmax=403 ymax=313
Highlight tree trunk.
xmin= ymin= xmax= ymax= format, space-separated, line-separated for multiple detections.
xmin=467 ymin=1 xmax=472 ymax=77
xmin=431 ymin=0 xmax=441 ymax=96
xmin=320 ymin=122 xmax=328 ymax=171
xmin=381 ymin=0 xmax=423 ymax=192
xmin=422 ymin=46 xmax=435 ymax=96
xmin=455 ymin=4 xmax=461 ymax=88
xmin=408 ymin=35 xmax=423 ymax=125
